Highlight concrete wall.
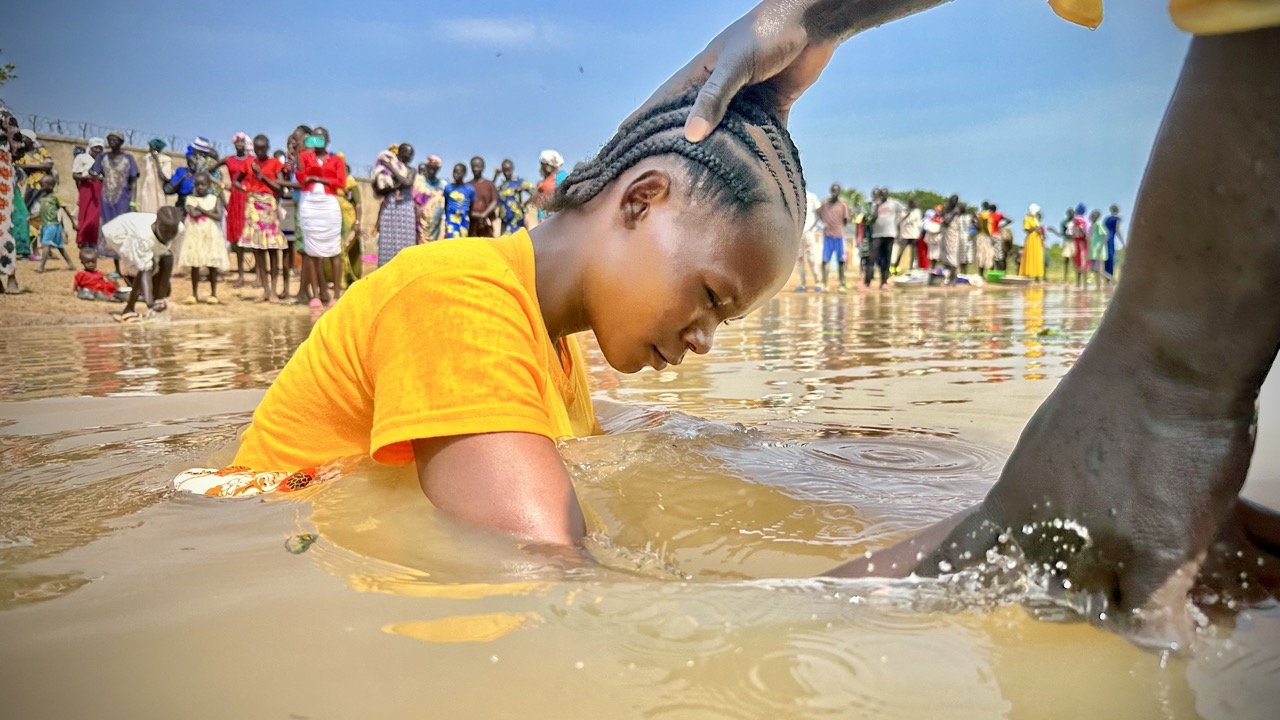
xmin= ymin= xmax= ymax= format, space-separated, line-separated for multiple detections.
xmin=33 ymin=134 xmax=381 ymax=248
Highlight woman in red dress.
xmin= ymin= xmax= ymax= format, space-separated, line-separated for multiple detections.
xmin=71 ymin=137 xmax=104 ymax=254
xmin=218 ymin=133 xmax=252 ymax=286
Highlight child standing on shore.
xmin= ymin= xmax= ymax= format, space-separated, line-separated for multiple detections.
xmin=236 ymin=135 xmax=288 ymax=302
xmin=1087 ymin=208 xmax=1106 ymax=287
xmin=34 ymin=175 xmax=77 ymax=272
xmin=179 ymin=172 xmax=230 ymax=304
xmin=442 ymin=163 xmax=476 ymax=239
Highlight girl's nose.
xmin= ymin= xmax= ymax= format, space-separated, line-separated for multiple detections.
xmin=683 ymin=322 xmax=713 ymax=358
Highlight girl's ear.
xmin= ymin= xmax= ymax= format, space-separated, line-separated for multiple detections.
xmin=620 ymin=168 xmax=671 ymax=230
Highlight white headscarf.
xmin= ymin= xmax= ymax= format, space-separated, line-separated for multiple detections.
xmin=539 ymin=149 xmax=563 ymax=169
xmin=1028 ymin=203 xmax=1040 ymax=215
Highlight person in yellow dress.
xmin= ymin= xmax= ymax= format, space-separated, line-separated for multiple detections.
xmin=1019 ymin=204 xmax=1045 ymax=280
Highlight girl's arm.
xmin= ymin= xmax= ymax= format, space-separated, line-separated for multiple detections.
xmin=61 ymin=205 xmax=78 ymax=230
xmin=412 ymin=434 xmax=584 ymax=546
xmin=205 ymin=196 xmax=224 ymax=222
xmin=263 ymin=168 xmax=284 ymax=195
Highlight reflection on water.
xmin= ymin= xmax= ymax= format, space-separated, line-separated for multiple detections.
xmin=2 ymin=287 xmax=1277 ymax=719
xmin=0 ymin=316 xmax=313 ymax=401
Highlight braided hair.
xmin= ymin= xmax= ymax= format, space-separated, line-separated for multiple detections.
xmin=545 ymin=87 xmax=805 ymax=224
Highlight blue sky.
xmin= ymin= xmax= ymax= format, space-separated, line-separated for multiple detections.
xmin=2 ymin=0 xmax=1188 ymax=244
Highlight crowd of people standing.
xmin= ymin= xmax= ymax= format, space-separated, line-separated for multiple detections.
xmin=1 ymin=105 xmax=1126 ymax=316
xmin=0 ymin=107 xmax=571 ymax=319
xmin=794 ymin=184 xmax=1126 ymax=291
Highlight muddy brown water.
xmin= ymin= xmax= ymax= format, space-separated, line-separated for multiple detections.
xmin=1 ymin=286 xmax=1277 ymax=719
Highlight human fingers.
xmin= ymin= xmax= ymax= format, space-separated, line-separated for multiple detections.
xmin=684 ymin=43 xmax=754 ymax=142
xmin=620 ymin=51 xmax=717 ymax=131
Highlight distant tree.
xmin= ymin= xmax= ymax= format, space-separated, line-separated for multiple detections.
xmin=889 ymin=188 xmax=950 ymax=210
xmin=0 ymin=49 xmax=16 ymax=87
xmin=837 ymin=187 xmax=871 ymax=226
xmin=838 ymin=187 xmax=867 ymax=210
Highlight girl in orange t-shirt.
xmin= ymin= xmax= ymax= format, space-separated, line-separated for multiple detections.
xmin=176 ymin=87 xmax=808 ymax=549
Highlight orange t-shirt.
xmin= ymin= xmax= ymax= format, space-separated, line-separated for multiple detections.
xmin=234 ymin=230 xmax=600 ymax=471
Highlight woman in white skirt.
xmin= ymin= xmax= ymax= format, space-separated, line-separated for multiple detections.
xmin=294 ymin=127 xmax=347 ymax=309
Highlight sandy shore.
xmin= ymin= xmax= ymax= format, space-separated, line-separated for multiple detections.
xmin=1 ymin=258 xmax=378 ymax=327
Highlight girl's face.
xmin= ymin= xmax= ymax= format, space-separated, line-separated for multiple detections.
xmin=452 ymin=165 xmax=466 ymax=184
xmin=235 ymin=137 xmax=247 ymax=154
xmin=194 ymin=175 xmax=210 ymax=195
xmin=581 ymin=161 xmax=796 ymax=374
xmin=254 ymin=138 xmax=269 ymax=160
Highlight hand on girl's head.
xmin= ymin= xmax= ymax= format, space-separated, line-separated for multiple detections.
xmin=551 ymin=86 xmax=806 ymax=375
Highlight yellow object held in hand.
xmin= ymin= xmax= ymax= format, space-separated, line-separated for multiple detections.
xmin=1048 ymin=0 xmax=1280 ymax=34
xmin=1048 ymin=0 xmax=1104 ymax=29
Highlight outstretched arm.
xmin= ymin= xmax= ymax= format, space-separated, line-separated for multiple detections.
xmin=830 ymin=27 xmax=1280 ymax=647
xmin=630 ymin=0 xmax=952 ymax=141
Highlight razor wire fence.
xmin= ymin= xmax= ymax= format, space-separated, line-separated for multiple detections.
xmin=11 ymin=111 xmax=374 ymax=177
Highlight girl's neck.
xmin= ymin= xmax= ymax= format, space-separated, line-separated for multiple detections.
xmin=529 ymin=213 xmax=591 ymax=342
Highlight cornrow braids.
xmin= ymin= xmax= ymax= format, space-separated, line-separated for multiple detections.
xmin=545 ymin=87 xmax=805 ymax=222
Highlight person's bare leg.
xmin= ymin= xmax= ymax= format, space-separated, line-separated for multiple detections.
xmin=831 ymin=27 xmax=1280 ymax=646
xmin=281 ymin=245 xmax=293 ymax=300
xmin=190 ymin=268 xmax=201 ymax=302
xmin=269 ymin=249 xmax=280 ymax=299
xmin=329 ymin=256 xmax=343 ymax=300
xmin=254 ymin=249 xmax=271 ymax=301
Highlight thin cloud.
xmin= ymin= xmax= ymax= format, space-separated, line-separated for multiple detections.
xmin=435 ymin=18 xmax=561 ymax=46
